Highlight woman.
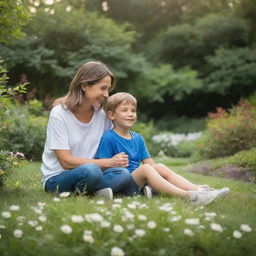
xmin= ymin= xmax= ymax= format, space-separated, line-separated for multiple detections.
xmin=40 ymin=61 xmax=133 ymax=199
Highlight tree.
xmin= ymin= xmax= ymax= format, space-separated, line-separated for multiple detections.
xmin=0 ymin=0 xmax=29 ymax=44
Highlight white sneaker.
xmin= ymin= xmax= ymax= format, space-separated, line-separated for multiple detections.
xmin=95 ymin=188 xmax=113 ymax=200
xmin=197 ymin=184 xmax=215 ymax=192
xmin=189 ymin=189 xmax=228 ymax=206
xmin=143 ymin=186 xmax=152 ymax=198
xmin=216 ymin=187 xmax=230 ymax=198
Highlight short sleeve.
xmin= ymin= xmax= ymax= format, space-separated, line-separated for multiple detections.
xmin=139 ymin=135 xmax=151 ymax=161
xmin=95 ymin=136 xmax=114 ymax=159
xmin=48 ymin=116 xmax=70 ymax=150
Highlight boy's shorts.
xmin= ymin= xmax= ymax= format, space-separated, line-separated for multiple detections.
xmin=125 ymin=175 xmax=144 ymax=196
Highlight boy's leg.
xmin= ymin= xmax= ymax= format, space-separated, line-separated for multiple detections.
xmin=131 ymin=164 xmax=188 ymax=198
xmin=44 ymin=163 xmax=103 ymax=194
xmin=152 ymin=163 xmax=198 ymax=191
xmin=95 ymin=167 xmax=133 ymax=194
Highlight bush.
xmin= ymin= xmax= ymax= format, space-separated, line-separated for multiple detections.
xmin=0 ymin=101 xmax=47 ymax=161
xmin=199 ymin=101 xmax=256 ymax=158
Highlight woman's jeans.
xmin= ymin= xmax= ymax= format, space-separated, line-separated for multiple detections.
xmin=44 ymin=163 xmax=136 ymax=196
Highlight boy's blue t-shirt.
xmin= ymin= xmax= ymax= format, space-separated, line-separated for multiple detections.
xmin=95 ymin=129 xmax=151 ymax=172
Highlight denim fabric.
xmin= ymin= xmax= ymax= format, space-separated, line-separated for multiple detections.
xmin=44 ymin=163 xmax=134 ymax=195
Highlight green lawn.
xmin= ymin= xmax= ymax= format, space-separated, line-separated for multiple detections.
xmin=0 ymin=160 xmax=255 ymax=256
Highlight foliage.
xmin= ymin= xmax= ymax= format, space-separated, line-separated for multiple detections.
xmin=204 ymin=47 xmax=256 ymax=97
xmin=227 ymin=147 xmax=256 ymax=172
xmin=148 ymin=14 xmax=249 ymax=69
xmin=0 ymin=59 xmax=26 ymax=188
xmin=0 ymin=0 xmax=29 ymax=44
xmin=198 ymin=102 xmax=256 ymax=158
xmin=0 ymin=3 xmax=146 ymax=98
xmin=0 ymin=101 xmax=47 ymax=161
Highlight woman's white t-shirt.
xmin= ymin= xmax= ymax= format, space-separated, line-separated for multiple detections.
xmin=40 ymin=104 xmax=112 ymax=188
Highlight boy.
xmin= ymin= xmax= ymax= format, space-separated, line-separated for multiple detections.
xmin=95 ymin=93 xmax=229 ymax=205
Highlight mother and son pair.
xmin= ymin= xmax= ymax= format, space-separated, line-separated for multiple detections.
xmin=40 ymin=61 xmax=229 ymax=205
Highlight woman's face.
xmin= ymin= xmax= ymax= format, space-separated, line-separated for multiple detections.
xmin=83 ymin=75 xmax=112 ymax=109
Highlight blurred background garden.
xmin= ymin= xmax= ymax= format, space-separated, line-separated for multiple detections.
xmin=1 ymin=1 xmax=256 ymax=255
xmin=1 ymin=0 xmax=256 ymax=186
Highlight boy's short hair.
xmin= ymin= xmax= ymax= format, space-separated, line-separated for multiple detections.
xmin=106 ymin=92 xmax=137 ymax=113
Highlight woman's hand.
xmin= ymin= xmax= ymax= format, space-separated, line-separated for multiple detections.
xmin=111 ymin=152 xmax=128 ymax=168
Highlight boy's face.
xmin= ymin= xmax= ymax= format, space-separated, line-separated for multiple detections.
xmin=108 ymin=102 xmax=137 ymax=129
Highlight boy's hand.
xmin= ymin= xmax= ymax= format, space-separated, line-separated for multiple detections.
xmin=112 ymin=152 xmax=128 ymax=167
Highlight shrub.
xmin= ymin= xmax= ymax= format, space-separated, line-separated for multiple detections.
xmin=199 ymin=101 xmax=256 ymax=158
xmin=0 ymin=102 xmax=47 ymax=161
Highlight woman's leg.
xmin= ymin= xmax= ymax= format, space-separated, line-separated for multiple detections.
xmin=45 ymin=163 xmax=103 ymax=194
xmin=131 ymin=164 xmax=189 ymax=198
xmin=95 ymin=167 xmax=133 ymax=194
xmin=152 ymin=163 xmax=198 ymax=191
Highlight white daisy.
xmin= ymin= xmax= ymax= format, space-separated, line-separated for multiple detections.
xmin=59 ymin=192 xmax=70 ymax=198
xmin=1 ymin=211 xmax=11 ymax=218
xmin=210 ymin=223 xmax=223 ymax=232
xmin=127 ymin=224 xmax=135 ymax=230
xmin=147 ymin=221 xmax=157 ymax=229
xmin=16 ymin=216 xmax=26 ymax=222
xmin=60 ymin=225 xmax=72 ymax=234
xmin=240 ymin=224 xmax=252 ymax=232
xmin=114 ymin=198 xmax=123 ymax=203
xmin=0 ymin=224 xmax=6 ymax=229
xmin=28 ymin=220 xmax=38 ymax=227
xmin=9 ymin=205 xmax=20 ymax=211
xmin=111 ymin=247 xmax=125 ymax=256
xmin=233 ymin=230 xmax=242 ymax=239
xmin=127 ymin=204 xmax=136 ymax=209
xmin=96 ymin=200 xmax=104 ymax=205
xmin=38 ymin=215 xmax=47 ymax=222
xmin=135 ymin=229 xmax=146 ymax=237
xmin=53 ymin=197 xmax=60 ymax=202
xmin=35 ymin=226 xmax=43 ymax=231
xmin=138 ymin=215 xmax=147 ymax=221
xmin=185 ymin=218 xmax=200 ymax=225
xmin=84 ymin=213 xmax=103 ymax=222
xmin=83 ymin=234 xmax=94 ymax=243
xmin=13 ymin=229 xmax=23 ymax=238
xmin=101 ymin=220 xmax=111 ymax=228
xmin=113 ymin=225 xmax=124 ymax=233
xmin=169 ymin=215 xmax=182 ymax=222
xmin=71 ymin=215 xmax=84 ymax=223
xmin=184 ymin=229 xmax=194 ymax=236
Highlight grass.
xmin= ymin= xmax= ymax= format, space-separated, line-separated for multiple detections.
xmin=0 ymin=160 xmax=256 ymax=256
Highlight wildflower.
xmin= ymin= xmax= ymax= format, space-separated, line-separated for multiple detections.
xmin=111 ymin=247 xmax=125 ymax=256
xmin=162 ymin=228 xmax=170 ymax=232
xmin=84 ymin=213 xmax=103 ymax=222
xmin=0 ymin=224 xmax=6 ymax=229
xmin=184 ymin=229 xmax=194 ymax=236
xmin=158 ymin=203 xmax=173 ymax=212
xmin=147 ymin=221 xmax=157 ymax=229
xmin=127 ymin=203 xmax=136 ymax=209
xmin=96 ymin=200 xmax=104 ymax=205
xmin=53 ymin=197 xmax=60 ymax=202
xmin=13 ymin=229 xmax=23 ymax=238
xmin=35 ymin=226 xmax=43 ymax=231
xmin=204 ymin=212 xmax=217 ymax=218
xmin=1 ymin=211 xmax=11 ymax=218
xmin=31 ymin=206 xmax=42 ymax=215
xmin=112 ymin=204 xmax=121 ymax=208
xmin=138 ymin=215 xmax=147 ymax=221
xmin=240 ymin=224 xmax=252 ymax=232
xmin=210 ymin=223 xmax=223 ymax=232
xmin=71 ymin=215 xmax=84 ymax=223
xmin=28 ymin=220 xmax=38 ymax=227
xmin=113 ymin=225 xmax=124 ymax=233
xmin=101 ymin=220 xmax=111 ymax=228
xmin=169 ymin=215 xmax=182 ymax=222
xmin=185 ymin=218 xmax=200 ymax=225
xmin=60 ymin=225 xmax=72 ymax=234
xmin=135 ymin=229 xmax=146 ymax=237
xmin=38 ymin=215 xmax=47 ymax=222
xmin=59 ymin=192 xmax=70 ymax=198
xmin=9 ymin=205 xmax=20 ymax=211
xmin=38 ymin=202 xmax=46 ymax=208
xmin=233 ymin=230 xmax=242 ymax=239
xmin=123 ymin=210 xmax=134 ymax=220
xmin=83 ymin=234 xmax=94 ymax=243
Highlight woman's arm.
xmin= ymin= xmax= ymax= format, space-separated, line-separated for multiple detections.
xmin=54 ymin=150 xmax=128 ymax=170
